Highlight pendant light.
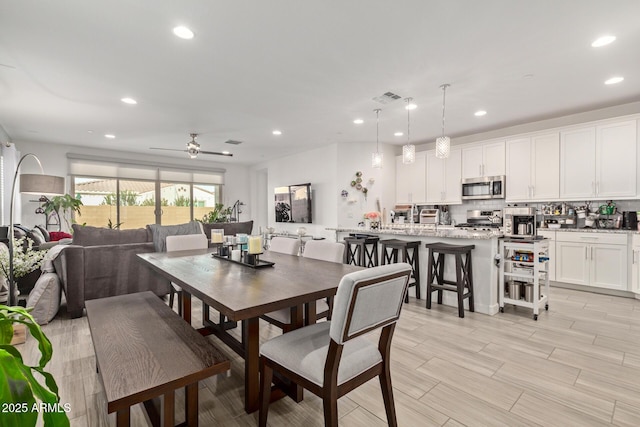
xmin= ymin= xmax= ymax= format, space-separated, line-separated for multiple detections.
xmin=402 ymin=97 xmax=416 ymax=164
xmin=435 ymin=84 xmax=451 ymax=159
xmin=371 ymin=109 xmax=383 ymax=168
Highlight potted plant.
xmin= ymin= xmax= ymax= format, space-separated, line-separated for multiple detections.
xmin=0 ymin=305 xmax=70 ymax=427
xmin=0 ymin=237 xmax=47 ymax=299
xmin=40 ymin=195 xmax=83 ymax=232
xmin=201 ymin=203 xmax=232 ymax=223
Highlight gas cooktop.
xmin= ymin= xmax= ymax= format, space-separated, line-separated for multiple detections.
xmin=455 ymin=223 xmax=502 ymax=229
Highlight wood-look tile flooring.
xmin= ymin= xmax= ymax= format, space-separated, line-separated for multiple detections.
xmin=18 ymin=287 xmax=640 ymax=426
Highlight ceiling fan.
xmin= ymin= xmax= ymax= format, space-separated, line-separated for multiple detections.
xmin=150 ymin=133 xmax=233 ymax=158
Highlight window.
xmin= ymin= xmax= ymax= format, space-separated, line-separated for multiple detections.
xmin=69 ymin=155 xmax=224 ymax=229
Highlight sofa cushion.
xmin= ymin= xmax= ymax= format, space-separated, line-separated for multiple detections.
xmin=71 ymin=224 xmax=150 ymax=246
xmin=26 ymin=272 xmax=61 ymax=325
xmin=202 ymin=221 xmax=253 ymax=239
xmin=29 ymin=227 xmax=46 ymax=246
xmin=35 ymin=225 xmax=50 ymax=242
xmin=148 ymin=221 xmax=203 ymax=252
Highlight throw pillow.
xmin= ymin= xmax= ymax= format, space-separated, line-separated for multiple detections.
xmin=49 ymin=231 xmax=73 ymax=242
xmin=148 ymin=221 xmax=203 ymax=252
xmin=29 ymin=228 xmax=46 ymax=246
xmin=26 ymin=272 xmax=61 ymax=325
xmin=35 ymin=225 xmax=50 ymax=242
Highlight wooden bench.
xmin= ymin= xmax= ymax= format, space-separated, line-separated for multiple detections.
xmin=86 ymin=291 xmax=230 ymax=427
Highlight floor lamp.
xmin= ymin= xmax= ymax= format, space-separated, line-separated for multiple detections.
xmin=7 ymin=153 xmax=64 ymax=306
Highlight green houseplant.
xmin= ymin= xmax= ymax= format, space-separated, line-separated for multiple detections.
xmin=201 ymin=203 xmax=232 ymax=223
xmin=41 ymin=194 xmax=83 ymax=232
xmin=0 ymin=305 xmax=70 ymax=427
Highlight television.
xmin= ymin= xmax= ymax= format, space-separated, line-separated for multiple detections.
xmin=275 ymin=183 xmax=312 ymax=223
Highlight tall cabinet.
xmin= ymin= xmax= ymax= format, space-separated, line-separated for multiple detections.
xmin=426 ymin=148 xmax=462 ymax=204
xmin=506 ymin=133 xmax=559 ymax=202
xmin=395 ymin=152 xmax=426 ymax=204
xmin=560 ymin=120 xmax=637 ymax=199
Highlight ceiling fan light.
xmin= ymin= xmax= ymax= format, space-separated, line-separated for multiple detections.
xmin=435 ymin=136 xmax=450 ymax=159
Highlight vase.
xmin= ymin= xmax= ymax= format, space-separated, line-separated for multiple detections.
xmin=370 ymin=221 xmax=380 ymax=230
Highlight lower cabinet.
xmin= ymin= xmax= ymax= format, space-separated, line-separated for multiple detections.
xmin=538 ymin=230 xmax=556 ymax=281
xmin=556 ymin=232 xmax=628 ymax=291
xmin=632 ymin=235 xmax=640 ymax=295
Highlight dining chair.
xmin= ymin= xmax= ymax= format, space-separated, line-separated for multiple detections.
xmin=261 ymin=240 xmax=345 ymax=330
xmin=258 ymin=263 xmax=412 ymax=427
xmin=165 ymin=234 xmax=208 ymax=315
xmin=267 ymin=236 xmax=301 ymax=256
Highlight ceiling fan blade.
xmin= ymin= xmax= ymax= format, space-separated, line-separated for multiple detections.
xmin=149 ymin=147 xmax=188 ymax=152
xmin=199 ymin=150 xmax=233 ymax=157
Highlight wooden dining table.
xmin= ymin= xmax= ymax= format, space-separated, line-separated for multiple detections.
xmin=137 ymin=249 xmax=362 ymax=413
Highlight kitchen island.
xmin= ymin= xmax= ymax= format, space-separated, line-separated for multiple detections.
xmin=327 ymin=225 xmax=502 ymax=315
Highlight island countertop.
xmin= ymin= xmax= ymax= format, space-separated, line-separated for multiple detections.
xmin=326 ymin=226 xmax=502 ymax=240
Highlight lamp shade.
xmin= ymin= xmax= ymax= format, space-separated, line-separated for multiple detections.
xmin=20 ymin=174 xmax=65 ymax=195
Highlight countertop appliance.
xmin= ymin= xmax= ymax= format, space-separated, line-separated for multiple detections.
xmin=622 ymin=211 xmax=638 ymax=230
xmin=455 ymin=209 xmax=503 ymax=230
xmin=420 ymin=209 xmax=439 ymax=224
xmin=504 ymin=206 xmax=537 ymax=239
xmin=393 ymin=204 xmax=418 ymax=223
xmin=461 ymin=175 xmax=505 ymax=200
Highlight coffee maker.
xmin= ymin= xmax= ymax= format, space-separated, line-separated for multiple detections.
xmin=503 ymin=206 xmax=537 ymax=239
xmin=622 ymin=211 xmax=638 ymax=230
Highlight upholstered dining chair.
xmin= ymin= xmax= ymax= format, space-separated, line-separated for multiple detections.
xmin=258 ymin=263 xmax=411 ymax=427
xmin=165 ymin=234 xmax=208 ymax=315
xmin=267 ymin=236 xmax=301 ymax=256
xmin=261 ymin=240 xmax=346 ymax=330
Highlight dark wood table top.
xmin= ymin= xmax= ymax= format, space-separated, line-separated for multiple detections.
xmin=85 ymin=291 xmax=230 ymax=413
xmin=137 ymin=249 xmax=363 ymax=321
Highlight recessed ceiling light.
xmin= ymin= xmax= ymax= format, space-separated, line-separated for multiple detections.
xmin=353 ymin=119 xmax=364 ymax=124
xmin=104 ymin=134 xmax=116 ymax=139
xmin=272 ymin=130 xmax=282 ymax=135
xmin=592 ymin=35 xmax=616 ymax=47
xmin=394 ymin=132 xmax=404 ymax=137
xmin=173 ymin=26 xmax=194 ymax=40
xmin=87 ymin=130 xmax=93 ymax=134
xmin=605 ymin=76 xmax=624 ymax=85
xmin=121 ymin=97 xmax=137 ymax=105
xmin=222 ymin=151 xmax=230 ymax=155
xmin=474 ymin=110 xmax=487 ymax=117
xmin=405 ymin=102 xmax=417 ymax=110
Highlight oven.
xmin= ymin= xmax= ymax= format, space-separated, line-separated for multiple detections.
xmin=461 ymin=175 xmax=505 ymax=200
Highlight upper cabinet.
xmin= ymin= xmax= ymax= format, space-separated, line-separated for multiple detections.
xmin=426 ymin=148 xmax=462 ymax=204
xmin=506 ymin=133 xmax=559 ymax=202
xmin=560 ymin=120 xmax=637 ymax=200
xmin=461 ymin=140 xmax=505 ymax=179
xmin=395 ymin=152 xmax=426 ymax=204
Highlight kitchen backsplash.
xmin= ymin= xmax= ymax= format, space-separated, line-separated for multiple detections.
xmin=446 ymin=199 xmax=640 ymax=225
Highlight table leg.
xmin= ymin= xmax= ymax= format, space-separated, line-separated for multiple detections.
xmin=243 ymin=317 xmax=260 ymax=413
xmin=161 ymin=390 xmax=175 ymax=427
xmin=182 ymin=292 xmax=192 ymax=324
xmin=304 ymin=300 xmax=317 ymax=326
xmin=116 ymin=408 xmax=130 ymax=427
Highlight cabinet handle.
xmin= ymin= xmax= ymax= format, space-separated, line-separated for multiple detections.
xmin=591 ymin=246 xmax=594 ymax=260
xmin=479 ymin=165 xmax=482 ymax=176
xmin=596 ymin=181 xmax=599 ymax=195
xmin=592 ymin=181 xmax=595 ymax=195
xmin=482 ymin=164 xmax=485 ymax=176
xmin=585 ymin=246 xmax=588 ymax=259
xmin=531 ymin=186 xmax=534 ymax=198
xmin=634 ymin=250 xmax=637 ymax=264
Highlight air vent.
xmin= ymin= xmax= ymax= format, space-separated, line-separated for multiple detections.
xmin=372 ymin=91 xmax=402 ymax=104
xmin=224 ymin=139 xmax=243 ymax=145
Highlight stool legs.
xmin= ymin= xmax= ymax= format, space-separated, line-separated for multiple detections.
xmin=426 ymin=248 xmax=474 ymax=318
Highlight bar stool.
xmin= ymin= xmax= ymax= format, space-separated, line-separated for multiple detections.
xmin=344 ymin=235 xmax=379 ymax=267
xmin=425 ymin=242 xmax=475 ymax=318
xmin=380 ymin=239 xmax=421 ymax=303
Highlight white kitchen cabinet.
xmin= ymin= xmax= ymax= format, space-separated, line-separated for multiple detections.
xmin=426 ymin=148 xmax=462 ymax=204
xmin=462 ymin=140 xmax=505 ymax=179
xmin=631 ymin=235 xmax=640 ymax=294
xmin=560 ymin=120 xmax=637 ymax=200
xmin=555 ymin=232 xmax=628 ymax=291
xmin=538 ymin=230 xmax=556 ymax=281
xmin=506 ymin=133 xmax=559 ymax=202
xmin=395 ymin=152 xmax=426 ymax=204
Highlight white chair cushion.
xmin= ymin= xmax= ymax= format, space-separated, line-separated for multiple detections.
xmin=260 ymin=322 xmax=382 ymax=387
xmin=268 ymin=237 xmax=301 ymax=255
xmin=303 ymin=240 xmax=345 ymax=263
xmin=263 ymin=299 xmax=330 ymax=324
xmin=165 ymin=233 xmax=208 ymax=252
xmin=26 ymin=272 xmax=61 ymax=325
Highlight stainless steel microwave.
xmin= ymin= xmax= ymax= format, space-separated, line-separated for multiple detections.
xmin=461 ymin=175 xmax=505 ymax=200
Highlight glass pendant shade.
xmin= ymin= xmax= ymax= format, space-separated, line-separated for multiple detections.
xmin=435 ymin=136 xmax=450 ymax=159
xmin=402 ymin=144 xmax=415 ymax=164
xmin=372 ymin=151 xmax=383 ymax=168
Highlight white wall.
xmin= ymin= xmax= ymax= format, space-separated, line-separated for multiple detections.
xmin=12 ymin=140 xmax=251 ymax=230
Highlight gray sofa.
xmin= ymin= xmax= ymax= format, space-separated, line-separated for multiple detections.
xmin=53 ymin=225 xmax=172 ymax=318
xmin=53 ymin=221 xmax=254 ymax=318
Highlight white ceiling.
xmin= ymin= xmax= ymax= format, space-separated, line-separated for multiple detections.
xmin=1 ymin=0 xmax=640 ymax=166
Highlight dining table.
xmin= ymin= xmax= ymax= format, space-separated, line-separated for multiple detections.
xmin=137 ymin=248 xmax=363 ymax=413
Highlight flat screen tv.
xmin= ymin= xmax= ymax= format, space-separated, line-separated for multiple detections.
xmin=275 ymin=183 xmax=312 ymax=223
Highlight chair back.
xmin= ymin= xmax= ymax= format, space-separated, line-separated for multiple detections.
xmin=329 ymin=263 xmax=411 ymax=345
xmin=165 ymin=234 xmax=208 ymax=252
xmin=302 ymin=240 xmax=345 ymax=264
xmin=268 ymin=237 xmax=301 ymax=256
